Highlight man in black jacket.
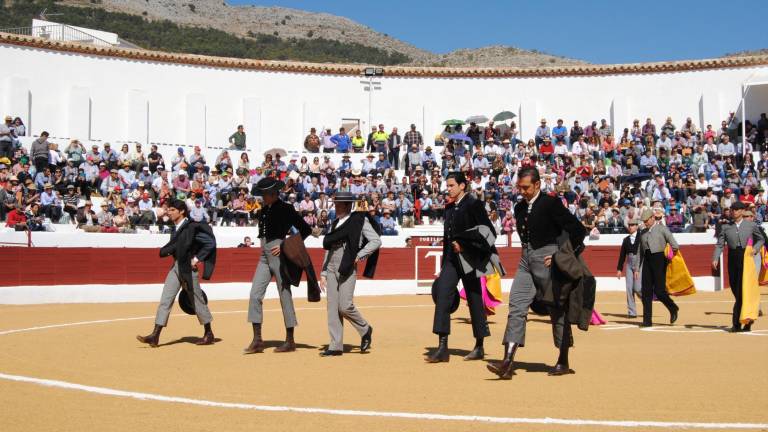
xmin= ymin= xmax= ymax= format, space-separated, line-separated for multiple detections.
xmin=244 ymin=177 xmax=312 ymax=354
xmin=616 ymin=219 xmax=642 ymax=318
xmin=488 ymin=167 xmax=585 ymax=379
xmin=137 ymin=200 xmax=217 ymax=347
xmin=427 ymin=172 xmax=503 ymax=363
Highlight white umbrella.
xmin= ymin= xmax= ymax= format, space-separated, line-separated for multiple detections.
xmin=263 ymin=147 xmax=287 ymax=158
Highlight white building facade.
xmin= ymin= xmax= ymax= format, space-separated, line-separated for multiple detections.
xmin=1 ymin=33 xmax=768 ymax=155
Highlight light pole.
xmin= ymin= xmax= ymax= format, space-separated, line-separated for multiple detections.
xmin=361 ymin=67 xmax=384 ymax=131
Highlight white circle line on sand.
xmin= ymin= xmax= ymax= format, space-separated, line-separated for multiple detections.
xmin=1 ymin=303 xmax=766 ymax=429
xmin=0 ymin=304 xmax=434 ymax=336
xmin=0 ymin=372 xmax=765 ymax=430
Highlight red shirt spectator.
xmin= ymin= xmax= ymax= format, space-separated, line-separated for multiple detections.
xmin=6 ymin=206 xmax=26 ymax=228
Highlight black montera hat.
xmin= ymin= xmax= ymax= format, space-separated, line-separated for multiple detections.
xmin=178 ymin=289 xmax=207 ymax=315
xmin=255 ymin=177 xmax=285 ymax=194
xmin=334 ymin=191 xmax=358 ymax=202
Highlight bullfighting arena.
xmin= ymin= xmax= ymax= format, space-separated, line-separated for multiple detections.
xmin=1 ymin=291 xmax=766 ymax=432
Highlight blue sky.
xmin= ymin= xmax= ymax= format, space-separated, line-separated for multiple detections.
xmin=229 ymin=0 xmax=768 ymax=63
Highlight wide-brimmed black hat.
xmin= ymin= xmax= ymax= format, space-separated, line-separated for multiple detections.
xmin=731 ymin=201 xmax=747 ymax=210
xmin=334 ymin=191 xmax=358 ymax=202
xmin=178 ymin=289 xmax=208 ymax=315
xmin=255 ymin=177 xmax=285 ymax=194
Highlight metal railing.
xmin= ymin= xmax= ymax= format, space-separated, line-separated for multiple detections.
xmin=0 ymin=24 xmax=114 ymax=48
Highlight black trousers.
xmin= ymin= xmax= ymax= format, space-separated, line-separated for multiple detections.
xmin=727 ymin=248 xmax=745 ymax=328
xmin=389 ymin=148 xmax=400 ymax=170
xmin=641 ymin=252 xmax=678 ymax=324
xmin=33 ymin=156 xmax=49 ymax=175
xmin=432 ymin=258 xmax=490 ymax=339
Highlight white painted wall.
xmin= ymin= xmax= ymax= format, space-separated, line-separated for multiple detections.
xmin=31 ymin=19 xmax=119 ymax=45
xmin=1 ymin=42 xmax=767 ymax=156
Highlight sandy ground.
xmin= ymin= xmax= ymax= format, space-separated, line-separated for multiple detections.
xmin=0 ymin=291 xmax=766 ymax=432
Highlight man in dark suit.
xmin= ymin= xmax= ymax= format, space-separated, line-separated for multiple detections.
xmin=427 ymin=172 xmax=505 ymax=363
xmin=488 ymin=167 xmax=585 ymax=379
xmin=711 ymin=201 xmax=764 ymax=332
xmin=244 ymin=177 xmax=312 ymax=354
xmin=136 ymin=199 xmax=217 ymax=347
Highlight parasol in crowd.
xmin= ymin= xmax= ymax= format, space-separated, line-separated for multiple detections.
xmin=448 ymin=134 xmax=472 ymax=142
xmin=492 ymin=111 xmax=517 ymax=122
xmin=263 ymin=147 xmax=287 ymax=158
xmin=442 ymin=119 xmax=465 ymax=126
xmin=465 ymin=115 xmax=489 ymax=124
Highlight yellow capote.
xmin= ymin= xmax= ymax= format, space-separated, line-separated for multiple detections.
xmin=484 ymin=267 xmax=503 ymax=315
xmin=665 ymin=245 xmax=696 ymax=296
xmin=740 ymin=242 xmax=760 ymax=325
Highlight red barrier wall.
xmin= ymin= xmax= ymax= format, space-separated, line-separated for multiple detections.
xmin=0 ymin=245 xmax=716 ymax=287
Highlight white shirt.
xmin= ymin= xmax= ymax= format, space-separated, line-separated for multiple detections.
xmin=527 ymin=191 xmax=541 ymax=214
xmin=334 ymin=213 xmax=351 ymax=228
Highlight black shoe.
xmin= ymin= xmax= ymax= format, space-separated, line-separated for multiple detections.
xmin=548 ymin=364 xmax=575 ymax=376
xmin=639 ymin=322 xmax=652 ymax=328
xmin=319 ymin=349 xmax=343 ymax=357
xmin=463 ymin=346 xmax=484 ymax=361
xmin=360 ymin=326 xmax=373 ymax=353
xmin=425 ymin=335 xmax=449 ymax=363
xmin=729 ymin=326 xmax=742 ymax=333
xmin=670 ymin=307 xmax=679 ymax=325
xmin=742 ymin=323 xmax=752 ymax=333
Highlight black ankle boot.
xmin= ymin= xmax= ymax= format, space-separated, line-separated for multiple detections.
xmin=464 ymin=338 xmax=485 ymax=361
xmin=487 ymin=342 xmax=518 ymax=379
xmin=425 ymin=334 xmax=449 ymax=363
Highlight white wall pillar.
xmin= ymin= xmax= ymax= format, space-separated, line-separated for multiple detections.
xmin=700 ymin=89 xmax=721 ymax=131
xmin=185 ymin=93 xmax=206 ymax=147
xmin=610 ymin=96 xmax=629 ymax=136
xmin=126 ymin=90 xmax=148 ymax=144
xmin=67 ymin=86 xmax=91 ymax=141
xmin=519 ymin=100 xmax=540 ymax=140
xmin=4 ymin=76 xmax=31 ymax=134
xmin=242 ymin=97 xmax=261 ymax=153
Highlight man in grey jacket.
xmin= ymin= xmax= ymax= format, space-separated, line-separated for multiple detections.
xmin=30 ymin=131 xmax=50 ymax=175
xmin=711 ymin=201 xmax=764 ymax=332
xmin=318 ymin=192 xmax=381 ymax=357
xmin=633 ymin=208 xmax=680 ymax=327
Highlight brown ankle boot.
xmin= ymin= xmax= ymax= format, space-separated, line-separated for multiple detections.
xmin=274 ymin=327 xmax=296 ymax=353
xmin=136 ymin=325 xmax=162 ymax=347
xmin=243 ymin=323 xmax=265 ymax=354
xmin=196 ymin=332 xmax=215 ymax=345
xmin=487 ymin=343 xmax=518 ymax=380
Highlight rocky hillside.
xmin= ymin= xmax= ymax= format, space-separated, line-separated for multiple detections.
xmin=59 ymin=0 xmax=587 ymax=67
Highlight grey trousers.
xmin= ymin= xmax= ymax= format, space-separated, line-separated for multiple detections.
xmin=624 ymin=254 xmax=641 ymax=316
xmin=155 ymin=262 xmax=212 ymax=327
xmin=503 ymin=244 xmax=559 ymax=346
xmin=325 ymin=250 xmax=370 ymax=351
xmin=247 ymin=238 xmax=298 ymax=328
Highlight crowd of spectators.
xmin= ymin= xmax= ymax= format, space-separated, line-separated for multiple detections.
xmin=2 ymin=111 xmax=768 ymax=238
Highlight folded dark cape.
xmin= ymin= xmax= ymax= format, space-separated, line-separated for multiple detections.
xmin=322 ymin=212 xmax=381 ymax=278
xmin=280 ymin=233 xmax=321 ymax=302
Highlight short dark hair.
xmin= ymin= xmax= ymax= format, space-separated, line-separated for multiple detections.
xmin=169 ymin=199 xmax=188 ymax=216
xmin=41 ymin=131 xmax=49 ymax=137
xmin=517 ymin=167 xmax=540 ymax=183
xmin=446 ymin=172 xmax=467 ymax=186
